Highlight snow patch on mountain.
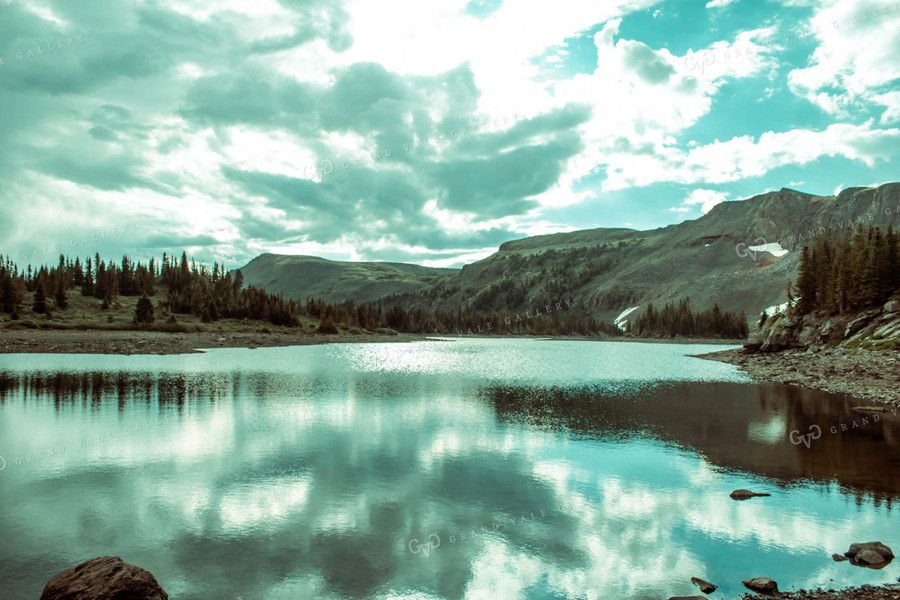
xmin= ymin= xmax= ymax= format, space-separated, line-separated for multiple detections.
xmin=614 ymin=306 xmax=640 ymax=331
xmin=749 ymin=242 xmax=789 ymax=257
xmin=764 ymin=302 xmax=789 ymax=317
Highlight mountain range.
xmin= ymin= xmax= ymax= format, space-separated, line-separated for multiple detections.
xmin=237 ymin=182 xmax=900 ymax=328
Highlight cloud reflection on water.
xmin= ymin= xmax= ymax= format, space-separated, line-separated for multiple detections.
xmin=0 ymin=341 xmax=897 ymax=599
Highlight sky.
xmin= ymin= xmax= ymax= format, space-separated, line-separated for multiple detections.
xmin=1 ymin=0 xmax=898 ymax=270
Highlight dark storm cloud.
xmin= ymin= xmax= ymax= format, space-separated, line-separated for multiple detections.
xmin=429 ymin=130 xmax=585 ymax=218
xmin=223 ymin=104 xmax=588 ymax=237
xmin=182 ymin=72 xmax=320 ymax=130
xmin=623 ymin=42 xmax=676 ymax=84
xmin=0 ymin=0 xmax=251 ymax=211
xmin=234 ymin=215 xmax=297 ymax=242
xmin=142 ymin=233 xmax=223 ymax=249
xmin=223 ymin=167 xmax=343 ymax=214
xmin=224 ymin=166 xmax=522 ymax=253
xmin=184 ymin=54 xmax=570 ymax=242
xmin=88 ymin=105 xmax=153 ymax=139
xmin=180 ymin=61 xmax=443 ymax=145
xmin=87 ymin=125 xmax=118 ymax=142
xmin=37 ymin=154 xmax=168 ymax=194
xmin=320 ymin=63 xmax=411 ymax=133
xmin=223 ymin=165 xmax=433 ymax=244
xmin=212 ymin=78 xmax=591 ymax=236
xmin=250 ymin=29 xmax=320 ymax=54
xmin=391 ymin=226 xmax=518 ymax=253
xmin=0 ymin=1 xmax=238 ymax=96
xmin=0 ymin=0 xmax=589 ymax=265
xmin=450 ymin=104 xmax=592 ymax=157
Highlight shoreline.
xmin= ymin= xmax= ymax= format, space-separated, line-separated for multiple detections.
xmin=697 ymin=347 xmax=900 ymax=406
xmin=0 ymin=329 xmax=744 ymax=355
xmin=5 ymin=328 xmax=895 ymax=408
xmin=739 ymin=584 xmax=900 ymax=599
xmin=0 ymin=329 xmax=433 ymax=355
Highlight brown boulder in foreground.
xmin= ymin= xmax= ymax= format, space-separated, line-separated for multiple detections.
xmin=730 ymin=489 xmax=771 ymax=500
xmin=742 ymin=577 xmax=778 ymax=593
xmin=40 ymin=556 xmax=168 ymax=600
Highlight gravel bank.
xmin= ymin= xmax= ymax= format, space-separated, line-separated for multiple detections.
xmin=739 ymin=583 xmax=900 ymax=599
xmin=698 ymin=346 xmax=900 ymax=406
xmin=0 ymin=329 xmax=433 ymax=355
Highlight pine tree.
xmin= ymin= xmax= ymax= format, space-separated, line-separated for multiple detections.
xmin=134 ymin=295 xmax=155 ymax=326
xmin=94 ymin=259 xmax=107 ymax=300
xmin=82 ymin=258 xmax=94 ymax=296
xmin=794 ymin=246 xmax=816 ymax=314
xmin=872 ymin=227 xmax=893 ymax=303
xmin=0 ymin=272 xmax=15 ymax=313
xmin=54 ymin=272 xmax=68 ymax=310
xmin=886 ymin=224 xmax=899 ymax=291
xmin=33 ymin=282 xmax=47 ymax=314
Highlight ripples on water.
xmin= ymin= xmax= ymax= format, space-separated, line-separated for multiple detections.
xmin=0 ymin=339 xmax=897 ymax=599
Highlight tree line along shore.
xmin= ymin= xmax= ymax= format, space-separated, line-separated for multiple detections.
xmin=3 ymin=223 xmax=895 ymax=343
xmin=0 ymin=250 xmax=748 ymax=339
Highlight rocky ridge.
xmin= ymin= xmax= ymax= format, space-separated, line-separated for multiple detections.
xmin=754 ymin=300 xmax=900 ymax=353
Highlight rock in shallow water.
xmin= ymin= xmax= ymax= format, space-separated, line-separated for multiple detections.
xmin=730 ymin=489 xmax=771 ymax=500
xmin=742 ymin=577 xmax=778 ymax=593
xmin=844 ymin=541 xmax=894 ymax=566
xmin=690 ymin=576 xmax=717 ymax=593
xmin=40 ymin=556 xmax=168 ymax=600
xmin=832 ymin=553 xmax=850 ymax=562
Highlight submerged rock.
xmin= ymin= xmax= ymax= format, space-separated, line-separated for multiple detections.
xmin=730 ymin=489 xmax=771 ymax=500
xmin=40 ymin=556 xmax=168 ymax=600
xmin=690 ymin=576 xmax=717 ymax=593
xmin=742 ymin=577 xmax=778 ymax=593
xmin=668 ymin=597 xmax=707 ymax=600
xmin=832 ymin=553 xmax=850 ymax=562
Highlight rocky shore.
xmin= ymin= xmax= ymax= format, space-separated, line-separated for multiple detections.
xmin=700 ymin=346 xmax=900 ymax=406
xmin=701 ymin=340 xmax=900 ymax=600
xmin=738 ymin=583 xmax=900 ymax=599
xmin=0 ymin=328 xmax=431 ymax=355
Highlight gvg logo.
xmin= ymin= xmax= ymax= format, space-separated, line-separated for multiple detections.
xmin=684 ymin=50 xmax=716 ymax=74
xmin=408 ymin=534 xmax=441 ymax=557
xmin=735 ymin=238 xmax=767 ymax=261
xmin=407 ymin=509 xmax=548 ymax=559
xmin=789 ymin=424 xmax=823 ymax=448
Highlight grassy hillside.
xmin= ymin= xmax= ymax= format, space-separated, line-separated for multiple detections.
xmin=235 ymin=254 xmax=458 ymax=305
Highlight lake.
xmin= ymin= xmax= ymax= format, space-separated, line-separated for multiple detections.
xmin=0 ymin=339 xmax=898 ymax=599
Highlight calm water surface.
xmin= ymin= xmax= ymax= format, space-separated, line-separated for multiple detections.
xmin=0 ymin=339 xmax=898 ymax=599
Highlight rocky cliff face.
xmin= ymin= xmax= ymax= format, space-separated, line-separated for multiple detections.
xmin=754 ymin=300 xmax=900 ymax=351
